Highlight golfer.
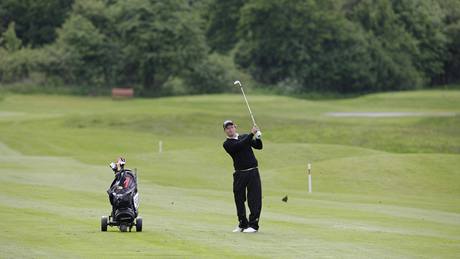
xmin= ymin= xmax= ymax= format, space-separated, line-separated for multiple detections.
xmin=222 ymin=120 xmax=263 ymax=233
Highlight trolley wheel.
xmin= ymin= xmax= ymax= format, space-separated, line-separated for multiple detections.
xmin=101 ymin=216 xmax=108 ymax=232
xmin=136 ymin=217 xmax=143 ymax=232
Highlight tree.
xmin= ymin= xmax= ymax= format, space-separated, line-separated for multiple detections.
xmin=205 ymin=0 xmax=246 ymax=53
xmin=1 ymin=22 xmax=22 ymax=52
xmin=109 ymin=0 xmax=212 ymax=94
xmin=0 ymin=0 xmax=74 ymax=46
xmin=46 ymin=0 xmax=228 ymax=95
xmin=236 ymin=0 xmax=381 ymax=93
xmin=391 ymin=0 xmax=448 ymax=84
xmin=346 ymin=0 xmax=424 ymax=90
xmin=437 ymin=0 xmax=460 ymax=84
xmin=54 ymin=14 xmax=110 ymax=86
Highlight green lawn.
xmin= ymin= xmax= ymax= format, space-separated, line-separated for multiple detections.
xmin=0 ymin=90 xmax=459 ymax=258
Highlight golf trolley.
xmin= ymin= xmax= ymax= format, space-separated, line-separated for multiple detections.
xmin=101 ymin=168 xmax=142 ymax=232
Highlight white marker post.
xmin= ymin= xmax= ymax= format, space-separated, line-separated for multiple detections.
xmin=307 ymin=163 xmax=312 ymax=193
xmin=159 ymin=140 xmax=163 ymax=153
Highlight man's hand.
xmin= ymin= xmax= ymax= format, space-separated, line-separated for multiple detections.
xmin=251 ymin=126 xmax=259 ymax=134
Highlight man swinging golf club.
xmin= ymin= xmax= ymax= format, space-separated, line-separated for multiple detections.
xmin=223 ymin=120 xmax=263 ymax=233
xmin=223 ymin=80 xmax=263 ymax=233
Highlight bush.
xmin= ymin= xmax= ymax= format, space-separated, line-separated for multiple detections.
xmin=181 ymin=57 xmax=232 ymax=94
xmin=0 ymin=47 xmax=54 ymax=84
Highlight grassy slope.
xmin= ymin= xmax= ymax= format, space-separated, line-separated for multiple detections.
xmin=0 ymin=90 xmax=459 ymax=258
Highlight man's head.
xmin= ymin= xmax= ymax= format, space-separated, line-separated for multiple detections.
xmin=223 ymin=120 xmax=237 ymax=138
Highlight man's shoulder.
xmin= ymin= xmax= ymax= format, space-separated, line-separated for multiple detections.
xmin=223 ymin=138 xmax=231 ymax=146
xmin=223 ymin=135 xmax=240 ymax=148
xmin=223 ymin=133 xmax=248 ymax=145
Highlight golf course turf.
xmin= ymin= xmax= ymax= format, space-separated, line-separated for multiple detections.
xmin=0 ymin=90 xmax=459 ymax=258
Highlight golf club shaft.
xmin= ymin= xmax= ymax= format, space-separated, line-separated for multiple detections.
xmin=239 ymin=86 xmax=257 ymax=126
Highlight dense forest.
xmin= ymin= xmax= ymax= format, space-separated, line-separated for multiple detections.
xmin=0 ymin=0 xmax=459 ymax=96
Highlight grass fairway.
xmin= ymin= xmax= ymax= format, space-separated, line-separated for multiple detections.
xmin=0 ymin=90 xmax=459 ymax=258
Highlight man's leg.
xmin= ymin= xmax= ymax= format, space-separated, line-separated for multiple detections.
xmin=233 ymin=171 xmax=249 ymax=229
xmin=247 ymin=169 xmax=262 ymax=230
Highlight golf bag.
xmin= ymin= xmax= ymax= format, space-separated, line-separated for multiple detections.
xmin=107 ymin=169 xmax=139 ymax=223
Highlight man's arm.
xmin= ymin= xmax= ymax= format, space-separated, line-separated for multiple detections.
xmin=250 ymin=126 xmax=262 ymax=150
xmin=251 ymin=138 xmax=262 ymax=150
xmin=223 ymin=133 xmax=254 ymax=153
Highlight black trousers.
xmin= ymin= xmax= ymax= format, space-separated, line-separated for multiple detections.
xmin=233 ymin=168 xmax=262 ymax=230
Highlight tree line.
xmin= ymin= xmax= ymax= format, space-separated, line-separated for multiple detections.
xmin=0 ymin=0 xmax=459 ymax=96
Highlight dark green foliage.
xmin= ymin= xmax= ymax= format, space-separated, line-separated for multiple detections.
xmin=53 ymin=14 xmax=109 ymax=86
xmin=235 ymin=0 xmax=450 ymax=93
xmin=0 ymin=47 xmax=50 ymax=83
xmin=345 ymin=0 xmax=424 ymax=90
xmin=0 ymin=0 xmax=74 ymax=46
xmin=1 ymin=22 xmax=22 ymax=52
xmin=205 ymin=0 xmax=246 ymax=53
xmin=236 ymin=0 xmax=377 ymax=93
xmin=437 ymin=0 xmax=460 ymax=84
xmin=0 ymin=0 xmax=458 ymax=95
xmin=0 ymin=22 xmax=53 ymax=83
xmin=181 ymin=56 xmax=232 ymax=94
xmin=110 ymin=0 xmax=210 ymax=93
xmin=34 ymin=0 xmax=228 ymax=95
xmin=392 ymin=0 xmax=447 ymax=82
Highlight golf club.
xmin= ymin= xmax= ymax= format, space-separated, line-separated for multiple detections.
xmin=233 ymin=80 xmax=262 ymax=137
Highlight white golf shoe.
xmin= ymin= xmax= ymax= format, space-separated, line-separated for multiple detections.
xmin=242 ymin=227 xmax=258 ymax=233
xmin=232 ymin=226 xmax=244 ymax=233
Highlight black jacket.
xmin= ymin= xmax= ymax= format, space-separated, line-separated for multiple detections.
xmin=223 ymin=133 xmax=263 ymax=171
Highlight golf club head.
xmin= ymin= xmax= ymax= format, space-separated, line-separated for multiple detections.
xmin=233 ymin=80 xmax=242 ymax=87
